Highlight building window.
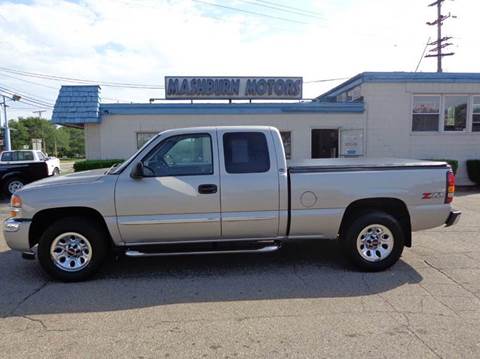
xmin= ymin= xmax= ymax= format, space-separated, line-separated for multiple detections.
xmin=444 ymin=96 xmax=467 ymax=131
xmin=137 ymin=132 xmax=157 ymax=149
xmin=412 ymin=96 xmax=440 ymax=131
xmin=280 ymin=131 xmax=291 ymax=159
xmin=473 ymin=96 xmax=480 ymax=132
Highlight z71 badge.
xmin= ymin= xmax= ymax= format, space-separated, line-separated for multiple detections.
xmin=422 ymin=192 xmax=444 ymax=199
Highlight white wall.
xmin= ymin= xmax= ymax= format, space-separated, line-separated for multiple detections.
xmin=363 ymin=82 xmax=480 ymax=185
xmin=86 ymin=112 xmax=365 ymax=162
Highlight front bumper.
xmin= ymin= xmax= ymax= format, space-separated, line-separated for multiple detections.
xmin=3 ymin=218 xmax=32 ymax=251
xmin=445 ymin=210 xmax=461 ymax=227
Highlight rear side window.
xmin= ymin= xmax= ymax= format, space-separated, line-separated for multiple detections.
xmin=17 ymin=151 xmax=34 ymax=161
xmin=223 ymin=132 xmax=270 ymax=174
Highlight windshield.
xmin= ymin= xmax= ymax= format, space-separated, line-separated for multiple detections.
xmin=108 ymin=133 xmax=160 ymax=175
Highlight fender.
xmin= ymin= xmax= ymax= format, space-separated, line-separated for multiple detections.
xmin=1 ymin=171 xmax=25 ymax=181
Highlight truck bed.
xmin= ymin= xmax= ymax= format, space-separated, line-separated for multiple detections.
xmin=288 ymin=158 xmax=449 ymax=173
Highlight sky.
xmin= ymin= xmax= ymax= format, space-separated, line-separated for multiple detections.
xmin=0 ymin=0 xmax=479 ymax=121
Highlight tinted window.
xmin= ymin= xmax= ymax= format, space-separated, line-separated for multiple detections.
xmin=17 ymin=151 xmax=34 ymax=161
xmin=142 ymin=134 xmax=213 ymax=176
xmin=1 ymin=152 xmax=13 ymax=161
xmin=37 ymin=152 xmax=46 ymax=160
xmin=223 ymin=132 xmax=270 ymax=174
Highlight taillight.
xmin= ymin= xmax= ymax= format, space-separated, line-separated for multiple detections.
xmin=446 ymin=170 xmax=455 ymax=203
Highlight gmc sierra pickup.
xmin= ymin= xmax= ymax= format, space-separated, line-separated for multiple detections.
xmin=3 ymin=126 xmax=460 ymax=281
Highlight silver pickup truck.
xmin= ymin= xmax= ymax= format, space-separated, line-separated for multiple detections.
xmin=4 ymin=126 xmax=460 ymax=281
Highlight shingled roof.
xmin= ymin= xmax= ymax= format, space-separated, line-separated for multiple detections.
xmin=51 ymin=85 xmax=101 ymax=125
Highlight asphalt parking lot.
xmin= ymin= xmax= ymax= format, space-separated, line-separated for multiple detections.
xmin=0 ymin=192 xmax=479 ymax=358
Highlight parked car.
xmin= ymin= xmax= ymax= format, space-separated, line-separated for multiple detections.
xmin=0 ymin=150 xmax=61 ymax=196
xmin=3 ymin=127 xmax=460 ymax=281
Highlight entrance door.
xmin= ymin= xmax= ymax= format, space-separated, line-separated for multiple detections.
xmin=311 ymin=129 xmax=339 ymax=158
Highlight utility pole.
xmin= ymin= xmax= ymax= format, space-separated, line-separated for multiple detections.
xmin=1 ymin=94 xmax=21 ymax=151
xmin=425 ymin=0 xmax=456 ymax=72
xmin=32 ymin=110 xmax=46 ymax=118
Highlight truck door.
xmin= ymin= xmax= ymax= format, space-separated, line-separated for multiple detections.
xmin=218 ymin=129 xmax=280 ymax=238
xmin=115 ymin=130 xmax=221 ymax=243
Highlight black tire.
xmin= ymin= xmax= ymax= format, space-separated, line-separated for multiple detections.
xmin=37 ymin=217 xmax=108 ymax=282
xmin=3 ymin=177 xmax=24 ymax=196
xmin=53 ymin=167 xmax=60 ymax=176
xmin=341 ymin=211 xmax=405 ymax=272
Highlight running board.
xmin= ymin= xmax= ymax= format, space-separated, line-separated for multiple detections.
xmin=125 ymin=244 xmax=280 ymax=257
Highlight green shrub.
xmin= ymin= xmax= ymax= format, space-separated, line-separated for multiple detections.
xmin=73 ymin=159 xmax=124 ymax=172
xmin=466 ymin=160 xmax=480 ymax=185
xmin=428 ymin=159 xmax=458 ymax=175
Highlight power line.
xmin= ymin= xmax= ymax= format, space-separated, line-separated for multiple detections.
xmin=0 ymin=66 xmax=165 ymax=89
xmin=0 ymin=71 xmax=133 ymax=103
xmin=0 ymin=86 xmax=54 ymax=108
xmin=304 ymin=77 xmax=349 ymax=84
xmin=0 ymin=71 xmax=60 ymax=90
xmin=254 ymin=0 xmax=323 ymax=17
xmin=415 ymin=36 xmax=431 ymax=72
xmin=0 ymin=82 xmax=54 ymax=103
xmin=191 ymin=0 xmax=308 ymax=24
xmin=233 ymin=0 xmax=323 ymax=20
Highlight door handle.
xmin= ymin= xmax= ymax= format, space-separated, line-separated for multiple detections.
xmin=198 ymin=184 xmax=217 ymax=194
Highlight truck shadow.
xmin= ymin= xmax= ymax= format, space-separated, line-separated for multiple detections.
xmin=0 ymin=239 xmax=422 ymax=316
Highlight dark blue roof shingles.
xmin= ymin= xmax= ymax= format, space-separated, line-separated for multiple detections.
xmin=51 ymin=85 xmax=101 ymax=124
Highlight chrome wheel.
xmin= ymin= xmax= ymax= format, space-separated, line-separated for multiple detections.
xmin=50 ymin=232 xmax=93 ymax=272
xmin=356 ymin=224 xmax=394 ymax=262
xmin=8 ymin=180 xmax=24 ymax=194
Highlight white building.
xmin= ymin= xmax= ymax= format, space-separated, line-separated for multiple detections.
xmin=52 ymin=72 xmax=480 ymax=185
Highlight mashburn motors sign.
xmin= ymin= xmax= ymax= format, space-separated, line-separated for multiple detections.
xmin=165 ymin=76 xmax=303 ymax=100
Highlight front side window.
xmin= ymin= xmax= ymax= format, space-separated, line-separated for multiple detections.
xmin=223 ymin=132 xmax=270 ymax=174
xmin=142 ymin=134 xmax=213 ymax=177
xmin=37 ymin=152 xmax=46 ymax=160
xmin=444 ymin=96 xmax=467 ymax=131
xmin=280 ymin=131 xmax=292 ymax=160
xmin=473 ymin=96 xmax=480 ymax=132
xmin=412 ymin=96 xmax=440 ymax=131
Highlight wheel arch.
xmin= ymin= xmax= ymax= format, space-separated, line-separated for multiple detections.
xmin=339 ymin=197 xmax=412 ymax=247
xmin=1 ymin=171 xmax=25 ymax=182
xmin=29 ymin=207 xmax=114 ymax=249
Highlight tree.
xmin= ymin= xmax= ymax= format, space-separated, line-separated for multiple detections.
xmin=7 ymin=117 xmax=85 ymax=158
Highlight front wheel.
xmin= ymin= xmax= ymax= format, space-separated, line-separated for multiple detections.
xmin=37 ymin=217 xmax=108 ymax=281
xmin=52 ymin=167 xmax=60 ymax=176
xmin=341 ymin=211 xmax=405 ymax=271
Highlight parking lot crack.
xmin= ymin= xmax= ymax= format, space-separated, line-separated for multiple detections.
xmin=292 ymin=263 xmax=308 ymax=287
xmin=424 ymin=260 xmax=480 ymax=300
xmin=20 ymin=315 xmax=47 ymax=330
xmin=9 ymin=281 xmax=48 ymax=316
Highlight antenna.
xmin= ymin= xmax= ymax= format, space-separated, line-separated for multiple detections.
xmin=425 ymin=0 xmax=456 ymax=72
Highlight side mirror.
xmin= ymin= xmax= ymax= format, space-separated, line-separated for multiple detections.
xmin=130 ymin=162 xmax=144 ymax=179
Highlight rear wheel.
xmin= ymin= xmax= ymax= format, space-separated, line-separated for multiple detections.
xmin=3 ymin=177 xmax=24 ymax=196
xmin=341 ymin=211 xmax=404 ymax=271
xmin=37 ymin=217 xmax=108 ymax=281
